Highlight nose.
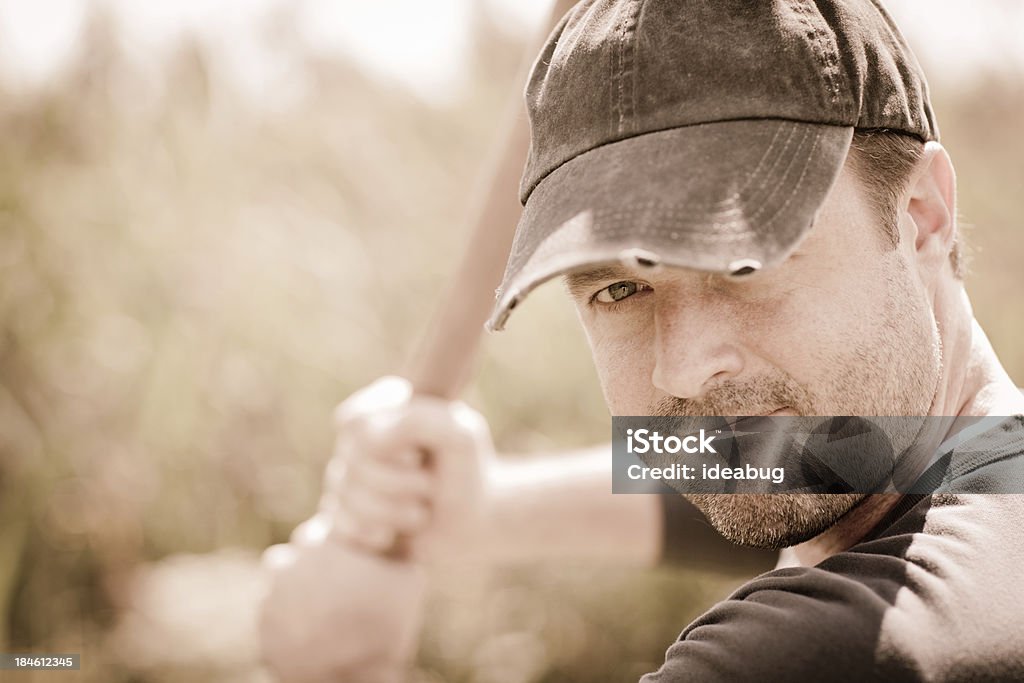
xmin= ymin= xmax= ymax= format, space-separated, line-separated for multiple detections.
xmin=650 ymin=296 xmax=745 ymax=400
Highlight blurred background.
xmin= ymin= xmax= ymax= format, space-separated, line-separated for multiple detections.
xmin=0 ymin=0 xmax=1022 ymax=681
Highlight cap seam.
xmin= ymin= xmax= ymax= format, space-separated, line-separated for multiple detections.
xmin=612 ymin=0 xmax=644 ymax=135
xmin=792 ymin=0 xmax=846 ymax=114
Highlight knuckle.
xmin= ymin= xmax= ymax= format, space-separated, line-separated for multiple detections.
xmin=333 ymin=377 xmax=412 ymax=427
xmin=453 ymin=403 xmax=490 ymax=439
xmin=439 ymin=402 xmax=490 ymax=451
xmin=338 ymin=408 xmax=411 ymax=455
xmin=290 ymin=514 xmax=331 ymax=545
xmin=261 ymin=543 xmax=296 ymax=571
xmin=333 ymin=399 xmax=370 ymax=430
xmin=335 ymin=412 xmax=374 ymax=444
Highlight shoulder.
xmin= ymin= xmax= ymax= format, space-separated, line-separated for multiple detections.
xmin=642 ymin=493 xmax=1024 ymax=683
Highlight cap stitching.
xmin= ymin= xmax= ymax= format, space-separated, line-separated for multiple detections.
xmin=541 ymin=122 xmax=810 ymax=222
xmin=729 ymin=122 xmax=807 ymax=215
xmin=627 ymin=122 xmax=802 ymax=214
xmin=527 ymin=121 xmax=803 ymax=216
xmin=509 ymin=127 xmax=826 ymax=275
xmin=513 ymin=127 xmax=824 ymax=276
xmin=733 ymin=125 xmax=820 ymax=225
xmin=612 ymin=0 xmax=643 ymax=135
xmin=681 ymin=121 xmax=796 ymax=213
xmin=625 ymin=128 xmax=821 ymax=233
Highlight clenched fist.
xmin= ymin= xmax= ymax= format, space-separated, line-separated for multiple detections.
xmin=259 ymin=377 xmax=497 ymax=681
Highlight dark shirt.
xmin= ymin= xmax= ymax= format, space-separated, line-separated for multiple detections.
xmin=647 ymin=415 xmax=1024 ymax=682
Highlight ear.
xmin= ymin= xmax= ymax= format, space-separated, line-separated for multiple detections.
xmin=906 ymin=142 xmax=957 ymax=277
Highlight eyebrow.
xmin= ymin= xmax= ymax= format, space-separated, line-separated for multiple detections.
xmin=563 ymin=265 xmax=639 ymax=300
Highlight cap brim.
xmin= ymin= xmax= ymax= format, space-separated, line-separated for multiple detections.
xmin=487 ymin=119 xmax=854 ymax=331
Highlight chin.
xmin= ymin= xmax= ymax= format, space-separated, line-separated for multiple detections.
xmin=686 ymin=493 xmax=863 ymax=549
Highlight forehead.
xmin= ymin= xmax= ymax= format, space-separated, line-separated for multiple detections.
xmin=562 ymin=163 xmax=873 ymax=297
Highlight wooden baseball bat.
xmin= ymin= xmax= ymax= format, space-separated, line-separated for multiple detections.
xmin=402 ymin=91 xmax=529 ymax=400
xmin=405 ymin=0 xmax=574 ymax=399
xmin=384 ymin=0 xmax=575 ymax=559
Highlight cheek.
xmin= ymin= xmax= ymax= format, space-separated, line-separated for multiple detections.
xmin=790 ymin=256 xmax=933 ymax=414
xmin=583 ymin=321 xmax=656 ymax=415
xmin=754 ymin=268 xmax=884 ymax=396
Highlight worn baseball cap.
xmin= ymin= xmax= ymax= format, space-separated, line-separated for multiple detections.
xmin=486 ymin=0 xmax=938 ymax=331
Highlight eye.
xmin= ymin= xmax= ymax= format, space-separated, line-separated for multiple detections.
xmin=593 ymin=280 xmax=649 ymax=304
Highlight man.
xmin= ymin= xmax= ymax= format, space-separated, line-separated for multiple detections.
xmin=262 ymin=1 xmax=1024 ymax=680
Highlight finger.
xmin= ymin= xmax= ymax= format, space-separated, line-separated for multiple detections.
xmin=286 ymin=511 xmax=396 ymax=554
xmin=321 ymin=456 xmax=432 ymax=518
xmin=287 ymin=511 xmax=398 ymax=555
xmin=332 ymin=433 xmax=423 ymax=470
xmin=346 ymin=455 xmax=435 ymax=500
xmin=333 ymin=395 xmax=487 ymax=475
xmin=329 ymin=514 xmax=397 ymax=553
xmin=358 ymin=397 xmax=489 ymax=465
xmin=340 ymin=486 xmax=431 ymax=534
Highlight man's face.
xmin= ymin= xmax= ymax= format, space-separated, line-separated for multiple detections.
xmin=566 ymin=161 xmax=943 ymax=549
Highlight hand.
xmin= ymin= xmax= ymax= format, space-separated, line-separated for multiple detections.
xmin=259 ymin=522 xmax=426 ymax=683
xmin=258 ymin=377 xmax=496 ymax=681
xmin=321 ymin=376 xmax=495 ymax=563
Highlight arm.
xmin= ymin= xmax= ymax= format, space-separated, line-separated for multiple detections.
xmin=479 ymin=445 xmax=664 ymax=566
xmin=317 ymin=382 xmax=659 ymax=566
xmin=260 ymin=3 xmax=579 ymax=678
xmin=328 ymin=379 xmax=777 ymax=576
xmin=481 ymin=448 xmax=775 ymax=575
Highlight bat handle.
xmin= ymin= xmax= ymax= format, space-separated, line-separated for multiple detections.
xmin=379 ymin=0 xmax=578 ymax=562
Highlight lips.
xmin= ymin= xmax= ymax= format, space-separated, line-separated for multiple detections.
xmin=725 ymin=409 xmax=794 ymax=432
xmin=763 ymin=407 xmax=797 ymax=417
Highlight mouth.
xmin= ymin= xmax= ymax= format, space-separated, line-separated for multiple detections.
xmin=761 ymin=407 xmax=796 ymax=417
xmin=724 ymin=408 xmax=794 ymax=431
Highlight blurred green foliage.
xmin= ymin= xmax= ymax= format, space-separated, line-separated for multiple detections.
xmin=0 ymin=6 xmax=1021 ymax=683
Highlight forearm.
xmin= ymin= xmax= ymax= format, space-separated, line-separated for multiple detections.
xmin=475 ymin=444 xmax=663 ymax=567
xmin=470 ymin=444 xmax=778 ymax=576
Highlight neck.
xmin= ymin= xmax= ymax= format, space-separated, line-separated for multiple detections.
xmin=779 ymin=292 xmax=1024 ymax=569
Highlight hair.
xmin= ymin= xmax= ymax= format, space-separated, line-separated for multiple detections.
xmin=847 ymin=129 xmax=965 ymax=279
